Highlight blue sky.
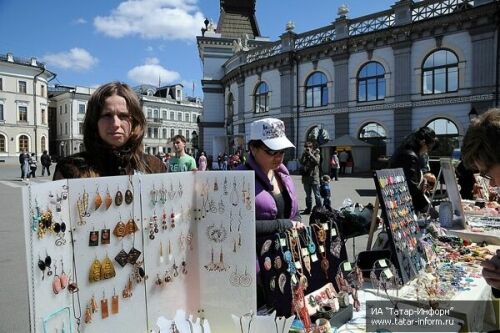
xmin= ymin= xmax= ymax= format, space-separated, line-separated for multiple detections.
xmin=0 ymin=0 xmax=396 ymax=97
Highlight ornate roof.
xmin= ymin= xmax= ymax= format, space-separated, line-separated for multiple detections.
xmin=217 ymin=0 xmax=260 ymax=39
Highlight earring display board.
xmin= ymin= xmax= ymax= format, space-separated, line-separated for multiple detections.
xmin=373 ymin=168 xmax=425 ymax=284
xmin=23 ymin=171 xmax=256 ymax=333
xmin=257 ymin=210 xmax=348 ymax=317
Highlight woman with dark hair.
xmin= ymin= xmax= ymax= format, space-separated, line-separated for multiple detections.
xmin=389 ymin=126 xmax=438 ymax=215
xmin=53 ymin=81 xmax=165 ymax=179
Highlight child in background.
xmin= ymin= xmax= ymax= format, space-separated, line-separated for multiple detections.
xmin=320 ymin=175 xmax=332 ymax=211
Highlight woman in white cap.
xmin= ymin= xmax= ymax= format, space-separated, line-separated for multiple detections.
xmin=237 ymin=117 xmax=303 ymax=311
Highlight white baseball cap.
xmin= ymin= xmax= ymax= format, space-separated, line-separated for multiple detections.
xmin=249 ymin=118 xmax=295 ymax=151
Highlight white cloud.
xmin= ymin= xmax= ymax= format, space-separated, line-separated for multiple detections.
xmin=73 ymin=18 xmax=87 ymax=25
xmin=127 ymin=57 xmax=180 ymax=85
xmin=41 ymin=48 xmax=98 ymax=71
xmin=94 ymin=0 xmax=205 ymax=40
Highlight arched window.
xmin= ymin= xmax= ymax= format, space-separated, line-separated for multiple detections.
xmin=41 ymin=136 xmax=46 ymax=152
xmin=358 ymin=122 xmax=387 ymax=163
xmin=425 ymin=118 xmax=459 ymax=156
xmin=0 ymin=134 xmax=6 ymax=152
xmin=305 ymin=72 xmax=328 ymax=108
xmin=422 ymin=49 xmax=458 ymax=95
xmin=19 ymin=135 xmax=29 ymax=152
xmin=357 ymin=62 xmax=385 ymax=102
xmin=254 ymin=82 xmax=269 ymax=113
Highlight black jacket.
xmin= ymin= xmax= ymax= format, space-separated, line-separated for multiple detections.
xmin=389 ymin=148 xmax=429 ymax=213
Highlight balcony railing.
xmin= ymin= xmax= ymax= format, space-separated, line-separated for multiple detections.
xmin=223 ymin=0 xmax=484 ymax=73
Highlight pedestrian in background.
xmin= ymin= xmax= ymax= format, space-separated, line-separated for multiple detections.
xmin=198 ymin=151 xmax=207 ymax=171
xmin=40 ymin=150 xmax=52 ymax=176
xmin=330 ymin=150 xmax=340 ymax=181
xmin=339 ymin=150 xmax=348 ymax=175
xmin=320 ymin=175 xmax=332 ymax=211
xmin=299 ymin=141 xmax=321 ymax=214
xmin=28 ymin=153 xmax=37 ymax=178
xmin=168 ymin=134 xmax=197 ymax=172
xmin=19 ymin=149 xmax=29 ymax=181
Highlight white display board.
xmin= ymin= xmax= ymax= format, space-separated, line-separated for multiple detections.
xmin=24 ymin=171 xmax=256 ymax=333
xmin=440 ymin=158 xmax=466 ymax=228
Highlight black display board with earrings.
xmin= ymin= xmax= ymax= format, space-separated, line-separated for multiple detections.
xmin=256 ymin=207 xmax=348 ymax=317
xmin=373 ymin=168 xmax=426 ymax=284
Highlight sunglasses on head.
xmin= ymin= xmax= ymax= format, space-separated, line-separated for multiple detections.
xmin=261 ymin=146 xmax=286 ymax=156
xmin=480 ymin=171 xmax=492 ymax=180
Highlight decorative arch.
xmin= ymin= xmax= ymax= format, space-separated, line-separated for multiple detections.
xmin=424 ymin=117 xmax=460 ymax=156
xmin=17 ymin=134 xmax=30 ymax=152
xmin=254 ymin=81 xmax=270 ymax=113
xmin=358 ymin=121 xmax=388 ymax=161
xmin=305 ymin=71 xmax=328 ymax=108
xmin=0 ymin=133 xmax=7 ymax=153
xmin=356 ymin=61 xmax=386 ymax=102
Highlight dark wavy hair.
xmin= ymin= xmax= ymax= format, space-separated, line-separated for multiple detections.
xmin=83 ymin=81 xmax=149 ymax=172
xmin=399 ymin=126 xmax=438 ymax=153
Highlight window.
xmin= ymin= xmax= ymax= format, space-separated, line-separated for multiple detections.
xmin=59 ymin=106 xmax=62 ymax=115
xmin=425 ymin=118 xmax=459 ymax=156
xmin=305 ymin=72 xmax=328 ymax=107
xmin=178 ymin=129 xmax=182 ymax=136
xmin=79 ymin=122 xmax=84 ymax=135
xmin=0 ymin=104 xmax=4 ymax=121
xmin=422 ymin=49 xmax=458 ymax=95
xmin=153 ymin=109 xmax=159 ymax=119
xmin=185 ymin=114 xmax=190 ymax=122
xmin=153 ymin=128 xmax=159 ymax=138
xmin=177 ymin=112 xmax=182 ymax=121
xmin=19 ymin=135 xmax=28 ymax=151
xmin=19 ymin=81 xmax=27 ymax=94
xmin=65 ymin=104 xmax=68 ymax=114
xmin=170 ymin=129 xmax=175 ymax=138
xmin=358 ymin=122 xmax=387 ymax=162
xmin=65 ymin=122 xmax=68 ymax=135
xmin=186 ymin=130 xmax=190 ymax=142
xmin=147 ymin=109 xmax=152 ymax=119
xmin=0 ymin=78 xmax=3 ymax=90
xmin=41 ymin=109 xmax=46 ymax=124
xmin=0 ymin=134 xmax=5 ymax=152
xmin=59 ymin=123 xmax=62 ymax=135
xmin=41 ymin=136 xmax=46 ymax=152
xmin=79 ymin=104 xmax=85 ymax=114
xmin=254 ymin=82 xmax=270 ymax=113
xmin=19 ymin=106 xmax=28 ymax=121
xmin=162 ymin=128 xmax=167 ymax=139
xmin=357 ymin=62 xmax=385 ymax=102
xmin=170 ymin=111 xmax=174 ymax=120
xmin=41 ymin=84 xmax=45 ymax=97
xmin=162 ymin=110 xmax=167 ymax=119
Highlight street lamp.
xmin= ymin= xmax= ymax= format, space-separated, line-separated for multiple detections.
xmin=468 ymin=107 xmax=478 ymax=122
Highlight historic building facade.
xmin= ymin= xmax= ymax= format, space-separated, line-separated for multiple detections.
xmin=0 ymin=53 xmax=55 ymax=162
xmin=197 ymin=0 xmax=499 ymax=171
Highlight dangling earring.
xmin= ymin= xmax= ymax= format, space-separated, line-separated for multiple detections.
xmin=101 ymin=226 xmax=110 ymax=245
xmin=94 ymin=188 xmax=102 ymax=210
xmin=125 ymin=176 xmax=134 ymax=204
xmin=170 ymin=209 xmax=175 ymax=229
xmin=89 ymin=258 xmax=102 ymax=283
xmin=105 ymin=187 xmax=112 ymax=210
xmin=89 ymin=228 xmax=99 ymax=246
xmin=101 ymin=254 xmax=116 ymax=280
xmin=115 ymin=186 xmax=123 ymax=206
xmin=101 ymin=292 xmax=109 ymax=319
xmin=91 ymin=294 xmax=98 ymax=313
xmin=60 ymin=259 xmax=68 ymax=289
xmin=125 ymin=216 xmax=138 ymax=235
xmin=113 ymin=215 xmax=126 ymax=238
xmin=52 ymin=264 xmax=62 ymax=294
xmin=111 ymin=288 xmax=119 ymax=314
xmin=84 ymin=305 xmax=92 ymax=324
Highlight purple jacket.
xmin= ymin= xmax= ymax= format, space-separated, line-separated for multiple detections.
xmin=237 ymin=153 xmax=300 ymax=225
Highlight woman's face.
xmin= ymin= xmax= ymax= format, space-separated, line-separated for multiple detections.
xmin=251 ymin=145 xmax=285 ymax=171
xmin=97 ymin=94 xmax=132 ymax=148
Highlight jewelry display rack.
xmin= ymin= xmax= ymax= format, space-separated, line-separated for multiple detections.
xmin=257 ymin=212 xmax=348 ymax=317
xmin=23 ymin=171 xmax=256 ymax=333
xmin=373 ymin=168 xmax=426 ymax=284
